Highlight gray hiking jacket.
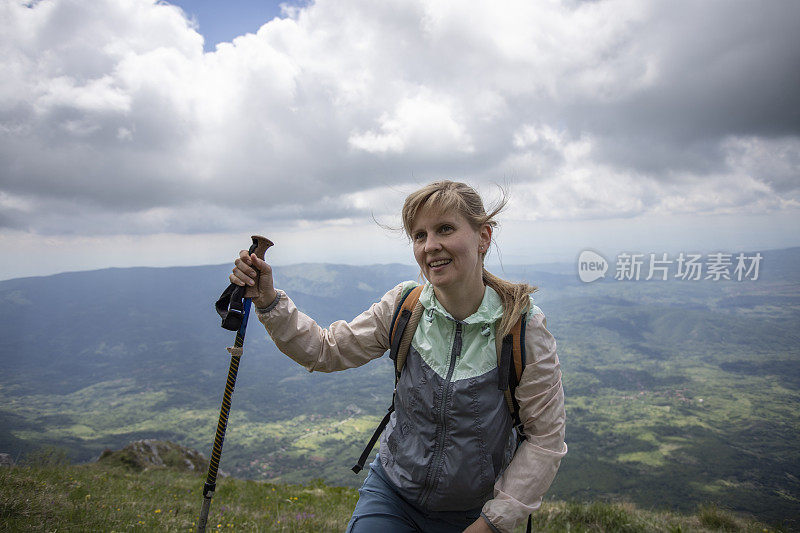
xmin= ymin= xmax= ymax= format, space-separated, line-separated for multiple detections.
xmin=256 ymin=281 xmax=567 ymax=533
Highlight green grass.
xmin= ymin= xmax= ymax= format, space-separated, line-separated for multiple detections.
xmin=0 ymin=463 xmax=783 ymax=533
xmin=0 ymin=463 xmax=356 ymax=532
xmin=530 ymin=500 xmax=782 ymax=533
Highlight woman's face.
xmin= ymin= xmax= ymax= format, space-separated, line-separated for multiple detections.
xmin=410 ymin=206 xmax=491 ymax=293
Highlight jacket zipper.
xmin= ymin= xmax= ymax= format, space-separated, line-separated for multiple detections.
xmin=420 ymin=321 xmax=462 ymax=507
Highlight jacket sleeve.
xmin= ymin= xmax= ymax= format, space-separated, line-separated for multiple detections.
xmin=481 ymin=308 xmax=568 ymax=533
xmin=254 ymin=283 xmax=405 ymax=373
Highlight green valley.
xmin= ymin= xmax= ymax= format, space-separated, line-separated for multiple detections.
xmin=1 ymin=249 xmax=798 ymax=529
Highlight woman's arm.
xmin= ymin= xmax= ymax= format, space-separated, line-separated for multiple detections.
xmin=229 ymin=249 xmax=408 ymax=372
xmin=255 ymin=283 xmax=406 ymax=373
xmin=481 ymin=306 xmax=568 ymax=533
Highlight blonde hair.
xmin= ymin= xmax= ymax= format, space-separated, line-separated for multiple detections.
xmin=401 ymin=180 xmax=537 ymax=336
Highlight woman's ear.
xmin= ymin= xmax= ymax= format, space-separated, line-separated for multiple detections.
xmin=479 ymin=224 xmax=492 ymax=253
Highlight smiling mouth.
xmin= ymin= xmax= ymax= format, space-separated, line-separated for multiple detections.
xmin=429 ymin=259 xmax=452 ymax=268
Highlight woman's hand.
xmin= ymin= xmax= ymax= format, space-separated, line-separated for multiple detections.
xmin=230 ymin=249 xmax=277 ymax=309
xmin=463 ymin=517 xmax=494 ymax=533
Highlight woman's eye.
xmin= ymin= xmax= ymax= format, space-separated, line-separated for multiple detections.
xmin=440 ymin=225 xmax=454 ymax=233
xmin=413 ymin=232 xmax=426 ymax=241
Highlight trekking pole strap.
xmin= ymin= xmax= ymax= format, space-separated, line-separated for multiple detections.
xmin=215 ymin=236 xmax=273 ymax=331
xmin=216 ymin=284 xmax=247 ymax=331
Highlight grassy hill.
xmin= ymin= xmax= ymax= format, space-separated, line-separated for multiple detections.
xmin=0 ymin=455 xmax=784 ymax=532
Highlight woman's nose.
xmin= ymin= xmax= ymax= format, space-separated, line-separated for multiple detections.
xmin=424 ymin=235 xmax=442 ymax=252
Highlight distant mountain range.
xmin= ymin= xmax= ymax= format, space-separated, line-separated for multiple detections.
xmin=1 ymin=246 xmax=798 ymax=528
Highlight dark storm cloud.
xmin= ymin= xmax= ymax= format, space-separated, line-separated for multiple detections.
xmin=565 ymin=1 xmax=800 ymax=178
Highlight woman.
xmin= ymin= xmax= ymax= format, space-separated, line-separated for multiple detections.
xmin=230 ymin=181 xmax=567 ymax=533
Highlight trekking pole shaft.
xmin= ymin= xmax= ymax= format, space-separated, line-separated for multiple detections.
xmin=197 ymin=299 xmax=251 ymax=533
xmin=197 ymin=494 xmax=213 ymax=532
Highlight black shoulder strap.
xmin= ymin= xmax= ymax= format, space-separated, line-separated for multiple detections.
xmin=351 ymin=287 xmax=416 ymax=474
xmin=500 ymin=313 xmax=532 ymax=533
xmin=513 ymin=312 xmax=527 ymax=438
xmin=496 ymin=313 xmax=528 ymax=439
xmin=351 ymin=284 xmax=421 ymax=474
xmin=351 ymin=403 xmax=394 ymax=474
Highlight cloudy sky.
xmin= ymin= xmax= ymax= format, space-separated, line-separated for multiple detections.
xmin=1 ymin=0 xmax=798 ymax=280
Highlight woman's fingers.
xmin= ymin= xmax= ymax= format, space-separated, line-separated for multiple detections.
xmin=238 ymin=249 xmax=253 ymax=266
xmin=230 ymin=265 xmax=255 ymax=286
xmin=237 ymin=249 xmax=255 ymax=270
xmin=230 ymin=249 xmax=274 ymax=304
xmin=249 ymin=253 xmax=270 ymax=273
xmin=231 ymin=266 xmax=255 ymax=286
xmin=228 ymin=249 xmax=276 ymax=308
xmin=232 ymin=250 xmax=259 ymax=286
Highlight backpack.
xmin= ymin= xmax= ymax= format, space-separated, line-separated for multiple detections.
xmin=352 ymin=284 xmax=528 ymax=474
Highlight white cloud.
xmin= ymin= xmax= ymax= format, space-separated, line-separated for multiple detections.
xmin=722 ymin=135 xmax=800 ymax=194
xmin=0 ymin=0 xmax=798 ymax=275
xmin=349 ymin=90 xmax=473 ymax=155
xmin=504 ymin=128 xmax=800 ymax=223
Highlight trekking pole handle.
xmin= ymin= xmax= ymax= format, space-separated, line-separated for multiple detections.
xmin=249 ymin=235 xmax=273 ymax=260
xmin=245 ymin=235 xmax=274 ymax=300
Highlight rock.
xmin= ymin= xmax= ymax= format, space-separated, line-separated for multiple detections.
xmin=0 ymin=453 xmax=14 ymax=467
xmin=97 ymin=440 xmax=207 ymax=472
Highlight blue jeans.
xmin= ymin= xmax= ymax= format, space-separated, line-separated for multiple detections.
xmin=346 ymin=457 xmax=483 ymax=533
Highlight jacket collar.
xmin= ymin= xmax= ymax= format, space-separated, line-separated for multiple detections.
xmin=419 ymin=282 xmax=504 ymax=324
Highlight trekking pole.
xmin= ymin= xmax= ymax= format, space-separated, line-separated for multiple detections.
xmin=198 ymin=235 xmax=273 ymax=533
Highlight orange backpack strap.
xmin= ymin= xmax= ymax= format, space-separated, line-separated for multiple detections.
xmin=495 ymin=313 xmax=528 ymax=434
xmin=389 ymin=285 xmax=424 ymax=379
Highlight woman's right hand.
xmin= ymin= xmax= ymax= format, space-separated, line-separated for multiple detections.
xmin=230 ymin=249 xmax=277 ymax=309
